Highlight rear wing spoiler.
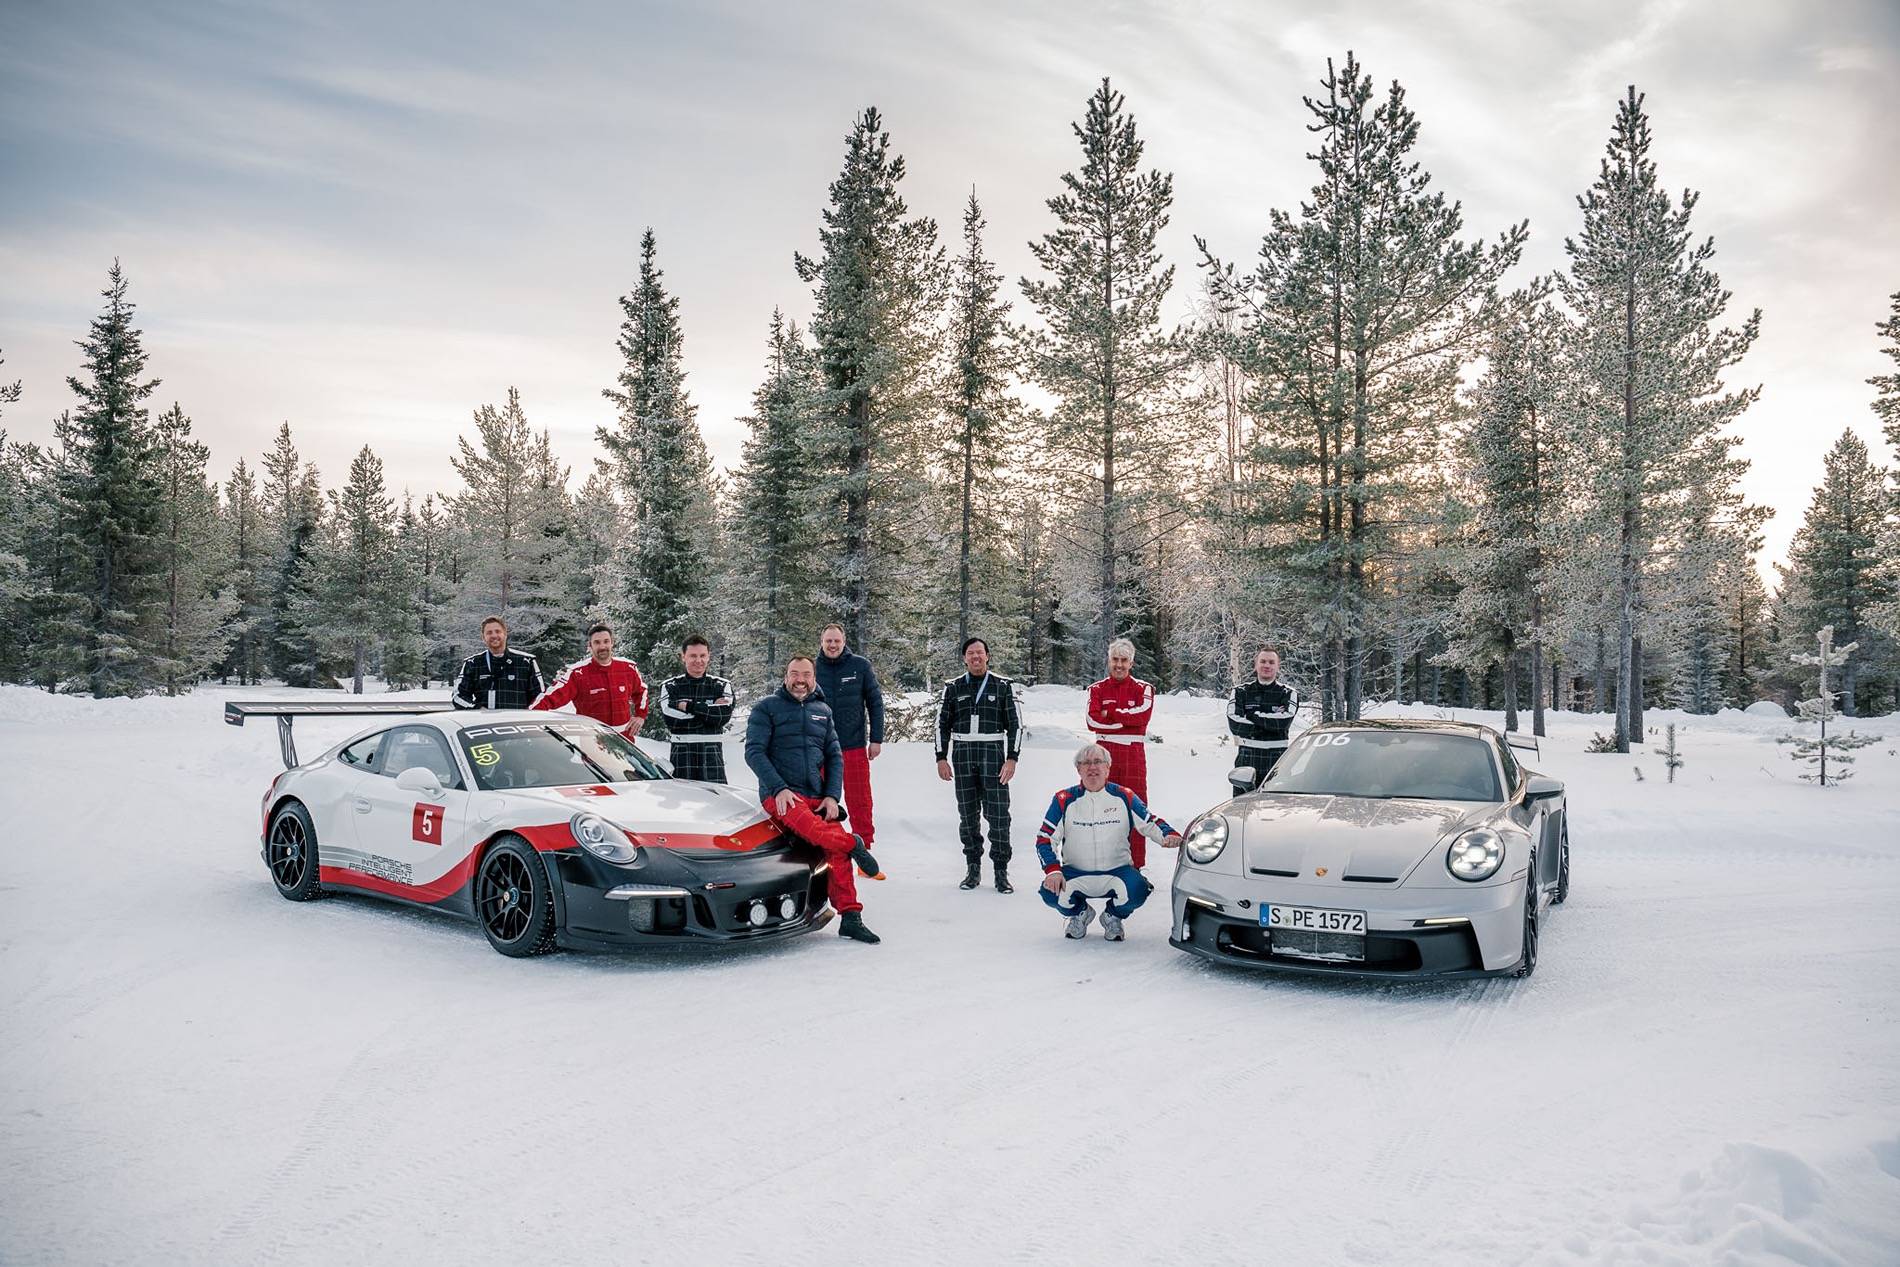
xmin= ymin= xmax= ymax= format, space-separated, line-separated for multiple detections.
xmin=225 ymin=699 xmax=454 ymax=768
xmin=1504 ymin=731 xmax=1540 ymax=758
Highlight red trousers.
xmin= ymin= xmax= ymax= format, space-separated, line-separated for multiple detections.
xmin=1107 ymin=742 xmax=1149 ymax=867
xmin=841 ymin=746 xmax=875 ymax=844
xmin=764 ymin=794 xmax=860 ymax=914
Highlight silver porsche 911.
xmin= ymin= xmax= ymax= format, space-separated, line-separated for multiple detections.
xmin=1169 ymin=720 xmax=1569 ymax=979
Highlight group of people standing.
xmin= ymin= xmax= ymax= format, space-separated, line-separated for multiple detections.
xmin=449 ymin=616 xmax=1302 ymax=948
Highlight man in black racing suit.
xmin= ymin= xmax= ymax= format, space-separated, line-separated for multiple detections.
xmin=1228 ymin=646 xmax=1297 ymax=790
xmin=451 ymin=616 xmax=545 ymax=710
xmin=659 ymin=634 xmax=735 ymax=782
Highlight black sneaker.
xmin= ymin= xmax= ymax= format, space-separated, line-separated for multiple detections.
xmin=993 ymin=865 xmax=1014 ymax=894
xmin=838 ymin=910 xmax=880 ymax=944
xmin=959 ymin=861 xmax=982 ymax=890
xmin=849 ymin=836 xmax=882 ymax=879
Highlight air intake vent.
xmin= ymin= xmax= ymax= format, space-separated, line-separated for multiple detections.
xmin=1250 ymin=867 xmax=1298 ymax=878
xmin=1342 ymin=874 xmax=1396 ymax=883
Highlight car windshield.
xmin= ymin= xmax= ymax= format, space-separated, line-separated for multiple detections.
xmin=456 ymin=720 xmax=667 ymax=791
xmin=1264 ymin=731 xmax=1501 ymax=802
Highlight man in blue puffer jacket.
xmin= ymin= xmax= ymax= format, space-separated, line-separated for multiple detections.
xmin=745 ymin=655 xmax=884 ymax=944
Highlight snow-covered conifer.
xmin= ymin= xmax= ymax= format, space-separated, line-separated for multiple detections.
xmin=447 ymin=388 xmax=570 ymax=661
xmin=598 ymin=230 xmax=717 ymax=677
xmin=1201 ymin=54 xmax=1525 ymax=718
xmin=302 ymin=446 xmax=405 ymax=694
xmin=1022 ymin=79 xmax=1196 ymax=668
xmin=260 ymin=423 xmax=324 ymax=686
xmin=1777 ymin=625 xmax=1876 ymax=784
xmin=1778 ymin=430 xmax=1893 ymax=714
xmin=794 ymin=107 xmax=949 ymax=676
xmin=1555 ymin=87 xmax=1761 ymax=750
xmin=150 ymin=404 xmax=237 ymax=694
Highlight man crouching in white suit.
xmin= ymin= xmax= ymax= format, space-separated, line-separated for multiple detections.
xmin=1036 ymin=743 xmax=1183 ymax=941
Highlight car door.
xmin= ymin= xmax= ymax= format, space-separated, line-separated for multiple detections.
xmin=351 ymin=725 xmax=470 ymax=896
xmin=317 ymin=729 xmax=390 ymax=856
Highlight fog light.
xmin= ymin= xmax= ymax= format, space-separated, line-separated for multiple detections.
xmin=778 ymin=895 xmax=797 ymax=920
xmin=747 ymin=900 xmax=768 ymax=927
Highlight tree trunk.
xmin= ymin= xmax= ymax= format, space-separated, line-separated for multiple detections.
xmin=1530 ymin=639 xmax=1546 ymax=737
xmin=1503 ymin=650 xmax=1520 ymax=732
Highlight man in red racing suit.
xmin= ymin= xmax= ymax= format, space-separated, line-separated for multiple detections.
xmin=531 ymin=622 xmax=649 ymax=739
xmin=1085 ymin=637 xmax=1156 ymax=866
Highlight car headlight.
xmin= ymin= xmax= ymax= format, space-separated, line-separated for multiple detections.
xmin=1446 ymin=827 xmax=1504 ymax=882
xmin=570 ymin=813 xmax=639 ymax=864
xmin=1183 ymin=816 xmax=1229 ymax=864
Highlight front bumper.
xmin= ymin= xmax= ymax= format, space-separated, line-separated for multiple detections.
xmin=547 ymin=844 xmax=833 ymax=952
xmin=1169 ymin=868 xmax=1526 ymax=979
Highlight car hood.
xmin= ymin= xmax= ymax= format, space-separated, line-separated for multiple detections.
xmin=499 ymin=780 xmax=775 ymax=850
xmin=1234 ymin=794 xmax=1496 ymax=880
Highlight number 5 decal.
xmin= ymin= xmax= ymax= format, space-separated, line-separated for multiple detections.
xmin=412 ymin=803 xmax=442 ymax=845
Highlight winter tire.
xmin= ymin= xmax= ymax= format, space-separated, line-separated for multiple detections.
xmin=1512 ymin=856 xmax=1539 ymax=979
xmin=266 ymin=801 xmax=323 ymax=902
xmin=476 ymin=836 xmax=557 ymax=958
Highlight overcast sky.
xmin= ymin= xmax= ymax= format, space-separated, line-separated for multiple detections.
xmin=2 ymin=0 xmax=1896 ymax=571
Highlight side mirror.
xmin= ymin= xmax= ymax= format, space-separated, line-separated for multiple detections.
xmin=395 ymin=765 xmax=443 ymax=795
xmin=1228 ymin=766 xmax=1260 ymax=796
xmin=1525 ymin=774 xmax=1563 ymax=802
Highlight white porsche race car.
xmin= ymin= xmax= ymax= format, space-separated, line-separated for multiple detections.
xmin=228 ymin=702 xmax=831 ymax=957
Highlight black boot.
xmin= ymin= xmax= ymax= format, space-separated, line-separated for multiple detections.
xmin=849 ymin=836 xmax=881 ymax=879
xmin=838 ymin=910 xmax=880 ymax=944
xmin=959 ymin=860 xmax=981 ymax=890
xmin=993 ymin=863 xmax=1014 ymax=894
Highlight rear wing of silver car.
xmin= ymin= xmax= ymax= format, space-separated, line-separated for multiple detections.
xmin=1504 ymin=731 xmax=1540 ymax=758
xmin=225 ymin=699 xmax=453 ymax=768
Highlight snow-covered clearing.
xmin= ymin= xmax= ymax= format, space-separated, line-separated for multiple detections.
xmin=2 ymin=684 xmax=1896 ymax=1265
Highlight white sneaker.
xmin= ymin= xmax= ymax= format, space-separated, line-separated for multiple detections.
xmin=1064 ymin=906 xmax=1095 ymax=939
xmin=1100 ymin=911 xmax=1125 ymax=941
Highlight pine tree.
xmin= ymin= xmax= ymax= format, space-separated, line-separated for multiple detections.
xmin=447 ymin=388 xmax=570 ymax=661
xmin=303 ymin=446 xmax=405 ymax=694
xmin=1201 ymin=55 xmax=1526 ymax=718
xmin=1777 ymin=625 xmax=1876 ymax=784
xmin=66 ymin=261 xmax=167 ymax=696
xmin=947 ymin=190 xmax=1023 ymax=647
xmin=221 ymin=458 xmax=267 ymax=683
xmin=260 ymin=423 xmax=324 ymax=686
xmin=793 ymin=107 xmax=949 ymax=670
xmin=1445 ymin=299 xmax=1565 ymax=734
xmin=402 ymin=493 xmax=454 ymax=682
xmin=598 ymin=230 xmax=717 ymax=676
xmin=727 ymin=310 xmax=820 ymax=683
xmin=151 ymin=404 xmax=237 ymax=693
xmin=1778 ymin=430 xmax=1893 ymax=715
xmin=1865 ymin=292 xmax=1900 ymax=646
xmin=18 ymin=415 xmax=92 ymax=689
xmin=1023 ymin=79 xmax=1196 ymax=669
xmin=1556 ymin=87 xmax=1761 ymax=751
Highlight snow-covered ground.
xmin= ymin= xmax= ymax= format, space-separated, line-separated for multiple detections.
xmin=2 ymin=683 xmax=1896 ymax=1265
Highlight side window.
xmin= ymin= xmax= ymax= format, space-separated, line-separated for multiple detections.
xmin=339 ymin=731 xmax=385 ymax=770
xmin=380 ymin=727 xmax=463 ymax=789
xmin=1497 ymin=739 xmax=1521 ymax=793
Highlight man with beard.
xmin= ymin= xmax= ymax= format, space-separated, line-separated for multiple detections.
xmin=745 ymin=655 xmax=884 ymax=944
xmin=451 ymin=616 xmax=544 ymax=711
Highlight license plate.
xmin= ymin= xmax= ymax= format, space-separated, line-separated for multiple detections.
xmin=1262 ymin=904 xmax=1365 ymax=935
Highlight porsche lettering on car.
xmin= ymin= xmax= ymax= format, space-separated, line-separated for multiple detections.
xmin=230 ymin=703 xmax=831 ymax=957
xmin=1171 ymin=720 xmax=1569 ymax=978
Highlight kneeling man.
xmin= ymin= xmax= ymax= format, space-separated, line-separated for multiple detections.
xmin=1035 ymin=743 xmax=1182 ymax=942
xmin=744 ymin=655 xmax=884 ymax=944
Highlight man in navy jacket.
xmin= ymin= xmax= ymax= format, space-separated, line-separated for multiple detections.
xmin=814 ymin=624 xmax=886 ymax=846
xmin=745 ymin=655 xmax=883 ymax=944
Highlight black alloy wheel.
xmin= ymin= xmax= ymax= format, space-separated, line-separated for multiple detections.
xmin=1553 ymin=825 xmax=1570 ymax=905
xmin=267 ymin=802 xmax=323 ymax=901
xmin=1513 ymin=854 xmax=1540 ymax=979
xmin=476 ymin=838 xmax=557 ymax=957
